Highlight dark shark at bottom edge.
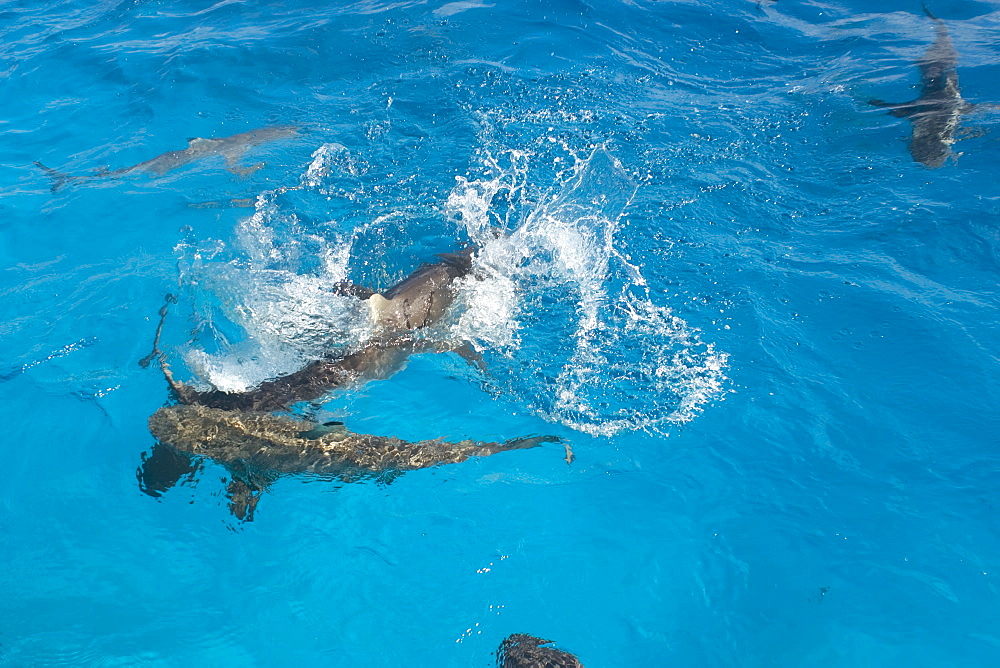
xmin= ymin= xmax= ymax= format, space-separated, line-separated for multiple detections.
xmin=498 ymin=634 xmax=584 ymax=668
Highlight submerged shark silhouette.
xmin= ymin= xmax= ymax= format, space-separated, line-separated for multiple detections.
xmin=35 ymin=125 xmax=299 ymax=191
xmin=497 ymin=634 xmax=584 ymax=668
xmin=146 ymin=404 xmax=555 ymax=520
xmin=869 ymin=6 xmax=974 ymax=168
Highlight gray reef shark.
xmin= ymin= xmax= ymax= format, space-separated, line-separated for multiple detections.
xmin=497 ymin=634 xmax=584 ymax=668
xmin=156 ymin=246 xmax=478 ymax=412
xmin=147 ymin=404 xmax=555 ymax=520
xmin=869 ymin=6 xmax=974 ymax=167
xmin=35 ymin=125 xmax=299 ymax=191
xmin=139 ymin=245 xmax=564 ymax=519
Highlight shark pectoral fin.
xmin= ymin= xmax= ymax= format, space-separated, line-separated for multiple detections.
xmin=187 ymin=137 xmax=221 ymax=149
xmin=967 ymin=102 xmax=1000 ymax=115
xmin=956 ymin=126 xmax=989 ymax=140
xmin=297 ymin=421 xmax=347 ymax=440
xmin=226 ymin=478 xmax=262 ymax=521
xmin=137 ymin=442 xmax=200 ymax=497
xmin=450 ymin=342 xmax=488 ymax=373
xmin=869 ymin=99 xmax=918 ymax=117
xmin=376 ymin=468 xmax=402 ymax=485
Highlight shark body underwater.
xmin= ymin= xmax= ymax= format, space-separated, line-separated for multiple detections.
xmin=869 ymin=6 xmax=977 ymax=168
xmin=139 ymin=247 xmax=560 ymax=520
xmin=35 ymin=125 xmax=299 ymax=191
xmin=497 ymin=634 xmax=584 ymax=668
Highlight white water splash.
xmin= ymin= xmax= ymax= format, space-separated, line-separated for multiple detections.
xmin=175 ymin=139 xmax=727 ymax=431
xmin=450 ymin=146 xmax=728 ymax=435
xmin=176 ymin=170 xmax=375 ymax=391
xmin=301 ymin=142 xmax=360 ymax=194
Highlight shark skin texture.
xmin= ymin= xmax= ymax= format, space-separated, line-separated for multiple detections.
xmin=139 ymin=246 xmax=565 ymax=520
xmin=497 ymin=634 xmax=584 ymax=668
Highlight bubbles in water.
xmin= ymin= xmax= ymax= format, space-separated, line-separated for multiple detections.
xmin=301 ymin=142 xmax=361 ymax=196
xmin=450 ymin=144 xmax=728 ymax=436
xmin=174 ymin=132 xmax=727 ymax=434
xmin=176 ymin=177 xmax=374 ymax=391
xmin=551 ymin=294 xmax=728 ymax=435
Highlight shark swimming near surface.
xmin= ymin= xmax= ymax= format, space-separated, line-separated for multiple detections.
xmin=139 ymin=244 xmax=565 ymax=519
xmin=145 ymin=404 xmax=556 ymax=520
xmin=869 ymin=6 xmax=975 ymax=168
xmin=35 ymin=125 xmax=299 ymax=191
xmin=150 ymin=246 xmax=478 ymax=413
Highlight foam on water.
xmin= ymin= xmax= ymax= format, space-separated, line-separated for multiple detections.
xmin=174 ymin=158 xmax=378 ymax=392
xmin=449 ymin=144 xmax=729 ymax=435
xmin=166 ymin=133 xmax=727 ymax=434
xmin=4 ymin=0 xmax=1000 ymax=665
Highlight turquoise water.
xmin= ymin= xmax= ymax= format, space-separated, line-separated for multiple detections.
xmin=2 ymin=0 xmax=1000 ymax=665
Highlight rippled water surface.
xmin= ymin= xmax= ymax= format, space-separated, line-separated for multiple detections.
xmin=2 ymin=0 xmax=1000 ymax=665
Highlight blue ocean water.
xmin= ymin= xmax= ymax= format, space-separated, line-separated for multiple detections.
xmin=2 ymin=0 xmax=1000 ymax=664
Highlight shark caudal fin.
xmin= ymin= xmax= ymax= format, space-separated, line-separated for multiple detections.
xmin=33 ymin=161 xmax=73 ymax=192
xmin=136 ymin=293 xmax=203 ymax=405
xmin=494 ymin=435 xmax=574 ymax=465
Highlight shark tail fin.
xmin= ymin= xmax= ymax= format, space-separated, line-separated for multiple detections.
xmin=34 ymin=161 xmax=72 ymax=192
xmin=138 ymin=292 xmax=201 ymax=405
